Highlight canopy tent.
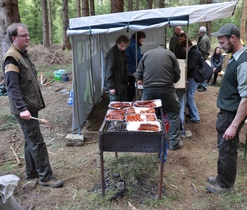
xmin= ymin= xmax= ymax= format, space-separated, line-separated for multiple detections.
xmin=67 ymin=1 xmax=238 ymax=132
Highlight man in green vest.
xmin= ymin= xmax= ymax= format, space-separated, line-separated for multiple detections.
xmin=206 ymin=23 xmax=247 ymax=194
xmin=3 ymin=23 xmax=63 ymax=188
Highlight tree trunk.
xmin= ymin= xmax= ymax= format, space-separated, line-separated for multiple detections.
xmin=159 ymin=0 xmax=164 ymax=8
xmin=136 ymin=0 xmax=139 ymax=10
xmin=111 ymin=0 xmax=123 ymax=13
xmin=76 ymin=0 xmax=81 ymax=17
xmin=89 ymin=0 xmax=95 ymax=16
xmin=147 ymin=0 xmax=152 ymax=9
xmin=41 ymin=0 xmax=50 ymax=48
xmin=82 ymin=0 xmax=89 ymax=16
xmin=62 ymin=0 xmax=71 ymax=50
xmin=240 ymin=0 xmax=247 ymax=43
xmin=48 ymin=0 xmax=52 ymax=44
xmin=0 ymin=0 xmax=20 ymax=65
xmin=127 ymin=0 xmax=133 ymax=11
xmin=200 ymin=0 xmax=212 ymax=37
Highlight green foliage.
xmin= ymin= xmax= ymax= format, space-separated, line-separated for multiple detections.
xmin=105 ymin=153 xmax=158 ymax=183
xmin=18 ymin=0 xmax=42 ymax=44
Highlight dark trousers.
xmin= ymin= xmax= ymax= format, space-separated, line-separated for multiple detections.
xmin=216 ymin=111 xmax=245 ymax=188
xmin=142 ymin=86 xmax=181 ymax=149
xmin=15 ymin=113 xmax=53 ymax=182
xmin=208 ymin=67 xmax=221 ymax=85
xmin=127 ymin=75 xmax=135 ymax=102
xmin=108 ymin=84 xmax=128 ymax=102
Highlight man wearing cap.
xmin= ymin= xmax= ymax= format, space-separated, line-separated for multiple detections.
xmin=206 ymin=23 xmax=247 ymax=194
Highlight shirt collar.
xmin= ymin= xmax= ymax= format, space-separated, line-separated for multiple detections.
xmin=232 ymin=46 xmax=247 ymax=61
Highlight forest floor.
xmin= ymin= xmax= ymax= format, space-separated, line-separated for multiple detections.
xmin=1 ymin=45 xmax=247 ymax=210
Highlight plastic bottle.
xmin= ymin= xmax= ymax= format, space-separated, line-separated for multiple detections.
xmin=54 ymin=71 xmax=61 ymax=81
xmin=163 ymin=114 xmax=170 ymax=132
xmin=67 ymin=89 xmax=73 ymax=106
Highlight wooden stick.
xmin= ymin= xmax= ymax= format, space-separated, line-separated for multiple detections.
xmin=191 ymin=183 xmax=197 ymax=193
xmin=128 ymin=202 xmax=138 ymax=210
xmin=30 ymin=116 xmax=49 ymax=124
xmin=40 ymin=72 xmax=43 ymax=85
xmin=10 ymin=146 xmax=21 ymax=165
xmin=44 ymin=79 xmax=55 ymax=86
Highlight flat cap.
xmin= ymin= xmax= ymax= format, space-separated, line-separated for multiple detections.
xmin=211 ymin=23 xmax=240 ymax=37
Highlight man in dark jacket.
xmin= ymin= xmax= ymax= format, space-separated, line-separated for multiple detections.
xmin=104 ymin=35 xmax=130 ymax=101
xmin=169 ymin=26 xmax=182 ymax=58
xmin=126 ymin=31 xmax=146 ymax=101
xmin=3 ymin=23 xmax=63 ymax=188
xmin=136 ymin=45 xmax=182 ymax=150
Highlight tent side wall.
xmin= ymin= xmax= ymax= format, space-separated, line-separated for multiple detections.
xmin=71 ymin=35 xmax=101 ymax=131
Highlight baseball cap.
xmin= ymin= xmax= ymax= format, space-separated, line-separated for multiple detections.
xmin=211 ymin=23 xmax=240 ymax=37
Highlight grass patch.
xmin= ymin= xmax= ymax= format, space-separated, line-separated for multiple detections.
xmin=1 ymin=161 xmax=18 ymax=173
xmin=0 ymin=114 xmax=18 ymax=131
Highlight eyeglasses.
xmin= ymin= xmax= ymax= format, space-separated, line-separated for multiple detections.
xmin=17 ymin=34 xmax=30 ymax=38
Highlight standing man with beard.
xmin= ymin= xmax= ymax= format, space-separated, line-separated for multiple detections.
xmin=206 ymin=23 xmax=247 ymax=194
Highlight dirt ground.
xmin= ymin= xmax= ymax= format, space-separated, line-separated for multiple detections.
xmin=1 ymin=48 xmax=247 ymax=210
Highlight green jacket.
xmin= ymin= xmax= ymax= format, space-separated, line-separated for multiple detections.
xmin=3 ymin=45 xmax=45 ymax=115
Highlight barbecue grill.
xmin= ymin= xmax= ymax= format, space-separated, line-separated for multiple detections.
xmin=98 ymin=108 xmax=167 ymax=200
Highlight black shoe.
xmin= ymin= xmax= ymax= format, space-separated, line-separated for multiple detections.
xmin=25 ymin=173 xmax=39 ymax=180
xmin=185 ymin=114 xmax=191 ymax=119
xmin=39 ymin=177 xmax=64 ymax=188
xmin=186 ymin=119 xmax=200 ymax=124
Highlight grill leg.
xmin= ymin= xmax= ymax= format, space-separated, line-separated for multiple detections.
xmin=244 ymin=132 xmax=247 ymax=158
xmin=100 ymin=150 xmax=105 ymax=196
xmin=158 ymin=135 xmax=165 ymax=200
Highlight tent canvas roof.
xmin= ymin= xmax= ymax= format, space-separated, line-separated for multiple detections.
xmin=68 ymin=1 xmax=237 ymax=36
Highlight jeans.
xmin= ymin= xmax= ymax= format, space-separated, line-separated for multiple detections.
xmin=142 ymin=86 xmax=181 ymax=149
xmin=176 ymin=89 xmax=186 ymax=135
xmin=187 ymin=77 xmax=200 ymax=121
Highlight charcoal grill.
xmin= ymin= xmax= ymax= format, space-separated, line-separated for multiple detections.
xmin=98 ymin=110 xmax=167 ymax=200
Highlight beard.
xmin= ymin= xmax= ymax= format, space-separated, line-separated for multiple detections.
xmin=223 ymin=40 xmax=234 ymax=54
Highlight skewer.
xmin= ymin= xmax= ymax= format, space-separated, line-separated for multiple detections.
xmin=30 ymin=116 xmax=49 ymax=124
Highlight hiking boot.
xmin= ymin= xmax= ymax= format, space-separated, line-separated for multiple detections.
xmin=181 ymin=130 xmax=192 ymax=139
xmin=39 ymin=177 xmax=63 ymax=188
xmin=206 ymin=183 xmax=234 ymax=194
xmin=170 ymin=141 xmax=183 ymax=150
xmin=25 ymin=173 xmax=39 ymax=180
xmin=207 ymin=176 xmax=218 ymax=185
